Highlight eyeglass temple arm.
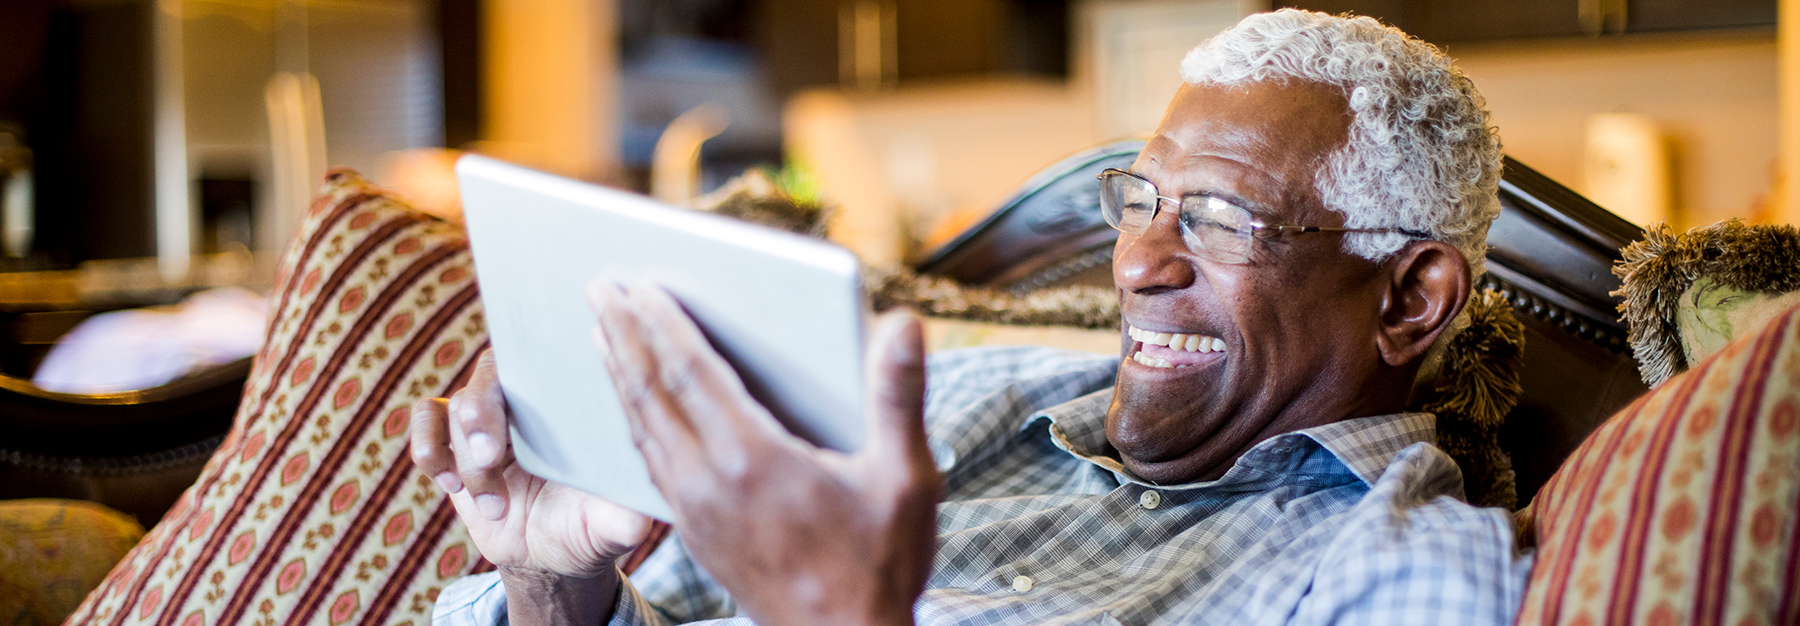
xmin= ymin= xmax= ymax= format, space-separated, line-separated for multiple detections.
xmin=1260 ymin=224 xmax=1432 ymax=238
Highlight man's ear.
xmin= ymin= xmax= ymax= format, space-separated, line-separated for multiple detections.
xmin=1375 ymin=241 xmax=1471 ymax=367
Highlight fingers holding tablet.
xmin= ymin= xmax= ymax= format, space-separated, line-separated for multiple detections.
xmin=407 ymin=394 xmax=496 ymax=530
xmin=449 ymin=352 xmax=515 ymax=520
xmin=862 ymin=311 xmax=933 ymax=475
xmin=409 ymin=348 xmax=654 ymax=591
xmin=587 ymin=279 xmax=813 ymax=505
xmin=408 ymin=350 xmax=516 ymax=522
xmin=587 ymin=279 xmax=698 ymax=477
xmin=408 ymin=397 xmax=460 ymax=493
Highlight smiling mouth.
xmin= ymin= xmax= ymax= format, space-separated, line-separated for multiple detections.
xmin=1127 ymin=324 xmax=1227 ymax=369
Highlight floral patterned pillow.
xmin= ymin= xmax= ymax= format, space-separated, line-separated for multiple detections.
xmin=1517 ymin=301 xmax=1800 ymax=625
xmin=64 ymin=170 xmax=492 ymax=626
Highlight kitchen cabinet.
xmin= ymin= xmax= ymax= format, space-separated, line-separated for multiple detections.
xmin=758 ymin=0 xmax=1068 ymax=95
xmin=1279 ymin=0 xmax=1774 ymax=43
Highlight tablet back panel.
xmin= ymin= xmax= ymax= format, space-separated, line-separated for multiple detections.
xmin=458 ymin=155 xmax=865 ymax=521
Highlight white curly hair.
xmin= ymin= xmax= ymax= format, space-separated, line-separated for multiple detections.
xmin=1180 ymin=9 xmax=1503 ymax=280
xmin=1178 ymin=9 xmax=1503 ymax=380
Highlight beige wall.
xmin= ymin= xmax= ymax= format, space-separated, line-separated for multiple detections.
xmin=1781 ymin=0 xmax=1800 ymax=225
xmin=1449 ymin=32 xmax=1778 ymax=228
xmin=479 ymin=0 xmax=618 ymax=181
xmin=786 ymin=79 xmax=1104 ymax=265
xmin=794 ymin=29 xmax=1784 ymax=265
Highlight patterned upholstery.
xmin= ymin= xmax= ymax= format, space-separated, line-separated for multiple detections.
xmin=64 ymin=171 xmax=494 ymax=626
xmin=1516 ymin=304 xmax=1800 ymax=625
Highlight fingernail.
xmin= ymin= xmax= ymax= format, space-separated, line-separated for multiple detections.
xmin=587 ymin=279 xmax=623 ymax=309
xmin=434 ymin=472 xmax=463 ymax=493
xmin=589 ymin=326 xmax=609 ymax=356
xmin=458 ymin=400 xmax=480 ymax=426
xmin=885 ymin=315 xmax=922 ymax=366
xmin=468 ymin=432 xmax=499 ymax=467
xmin=475 ymin=494 xmax=505 ymax=520
xmin=586 ymin=280 xmax=606 ymax=310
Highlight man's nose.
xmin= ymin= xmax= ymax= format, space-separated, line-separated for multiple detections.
xmin=1112 ymin=209 xmax=1196 ymax=294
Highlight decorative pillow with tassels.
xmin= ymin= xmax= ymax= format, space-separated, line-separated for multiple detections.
xmin=63 ymin=171 xmax=670 ymax=626
xmin=1514 ymin=300 xmax=1800 ymax=626
xmin=1614 ymin=219 xmax=1800 ymax=388
xmin=63 ymin=170 xmax=495 ymax=626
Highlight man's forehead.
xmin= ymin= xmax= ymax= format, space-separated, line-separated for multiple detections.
xmin=1134 ymin=81 xmax=1350 ymax=214
xmin=1153 ymin=82 xmax=1348 ymax=164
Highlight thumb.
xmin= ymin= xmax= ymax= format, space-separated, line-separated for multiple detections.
xmin=863 ymin=310 xmax=928 ymax=463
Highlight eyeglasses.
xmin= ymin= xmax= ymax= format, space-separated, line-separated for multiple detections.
xmin=1096 ymin=168 xmax=1428 ymax=265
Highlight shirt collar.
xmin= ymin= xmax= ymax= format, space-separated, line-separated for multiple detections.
xmin=1024 ymin=389 xmax=1437 ymax=489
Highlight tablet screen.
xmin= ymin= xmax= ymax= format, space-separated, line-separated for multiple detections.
xmin=458 ymin=155 xmax=865 ymax=521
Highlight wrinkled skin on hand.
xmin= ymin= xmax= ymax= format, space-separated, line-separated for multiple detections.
xmin=589 ymin=280 xmax=940 ymax=626
xmin=410 ymin=351 xmax=654 ymax=576
xmin=409 ymin=350 xmax=654 ymax=624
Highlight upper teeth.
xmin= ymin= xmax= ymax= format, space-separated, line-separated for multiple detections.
xmin=1128 ymin=325 xmax=1225 ymax=353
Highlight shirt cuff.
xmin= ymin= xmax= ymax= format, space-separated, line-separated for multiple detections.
xmin=433 ymin=572 xmax=508 ymax=626
xmin=431 ymin=569 xmax=665 ymax=626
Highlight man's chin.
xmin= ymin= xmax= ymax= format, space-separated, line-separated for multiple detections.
xmin=1109 ymin=449 xmax=1200 ymax=483
xmin=1105 ymin=382 xmax=1232 ymax=484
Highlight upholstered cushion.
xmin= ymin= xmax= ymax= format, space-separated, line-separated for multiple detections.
xmin=0 ymin=499 xmax=144 ymax=626
xmin=65 ymin=171 xmax=493 ymax=626
xmin=1515 ymin=302 xmax=1800 ymax=625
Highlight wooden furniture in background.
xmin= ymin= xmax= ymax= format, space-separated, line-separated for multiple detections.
xmin=0 ymin=250 xmax=269 ymax=525
xmin=1278 ymin=0 xmax=1776 ymax=41
xmin=0 ymin=357 xmax=250 ymax=527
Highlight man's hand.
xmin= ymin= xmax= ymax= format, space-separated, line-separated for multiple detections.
xmin=409 ymin=350 xmax=655 ymax=624
xmin=590 ymin=280 xmax=940 ymax=626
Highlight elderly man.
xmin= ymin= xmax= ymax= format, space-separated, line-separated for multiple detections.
xmin=417 ymin=9 xmax=1531 ymax=626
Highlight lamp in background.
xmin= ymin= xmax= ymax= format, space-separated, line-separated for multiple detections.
xmin=0 ymin=123 xmax=32 ymax=259
xmin=376 ymin=148 xmax=466 ymax=223
xmin=838 ymin=0 xmax=896 ymax=93
xmin=1583 ymin=112 xmax=1673 ymax=226
xmin=651 ymin=103 xmax=730 ymax=208
xmin=264 ymin=71 xmax=326 ymax=255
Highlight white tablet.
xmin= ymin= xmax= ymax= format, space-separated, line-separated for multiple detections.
xmin=457 ymin=155 xmax=866 ymax=521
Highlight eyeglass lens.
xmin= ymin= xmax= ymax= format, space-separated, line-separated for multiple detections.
xmin=1098 ymin=170 xmax=1254 ymax=264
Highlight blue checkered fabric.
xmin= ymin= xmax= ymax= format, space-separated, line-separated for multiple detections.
xmin=435 ymin=346 xmax=1532 ymax=626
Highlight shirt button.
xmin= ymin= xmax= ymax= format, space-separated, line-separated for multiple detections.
xmin=1139 ymin=489 xmax=1162 ymax=510
xmin=1011 ymin=575 xmax=1035 ymax=592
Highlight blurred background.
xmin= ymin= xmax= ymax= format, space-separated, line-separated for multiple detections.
xmin=0 ymin=0 xmax=1789 ymax=383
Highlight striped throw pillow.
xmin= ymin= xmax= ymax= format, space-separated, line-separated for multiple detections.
xmin=64 ymin=170 xmax=493 ymax=626
xmin=1516 ymin=303 xmax=1800 ymax=625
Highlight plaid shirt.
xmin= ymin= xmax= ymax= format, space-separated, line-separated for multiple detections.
xmin=435 ymin=346 xmax=1532 ymax=626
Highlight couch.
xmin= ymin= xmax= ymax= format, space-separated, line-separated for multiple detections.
xmin=9 ymin=147 xmax=1799 ymax=626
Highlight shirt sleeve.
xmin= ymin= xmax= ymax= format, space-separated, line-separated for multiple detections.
xmin=432 ymin=572 xmax=509 ymax=626
xmin=431 ymin=534 xmax=752 ymax=626
xmin=1288 ymin=445 xmax=1535 ymax=626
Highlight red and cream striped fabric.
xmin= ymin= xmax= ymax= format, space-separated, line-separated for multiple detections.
xmin=64 ymin=170 xmax=494 ymax=626
xmin=1517 ymin=303 xmax=1800 ymax=626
